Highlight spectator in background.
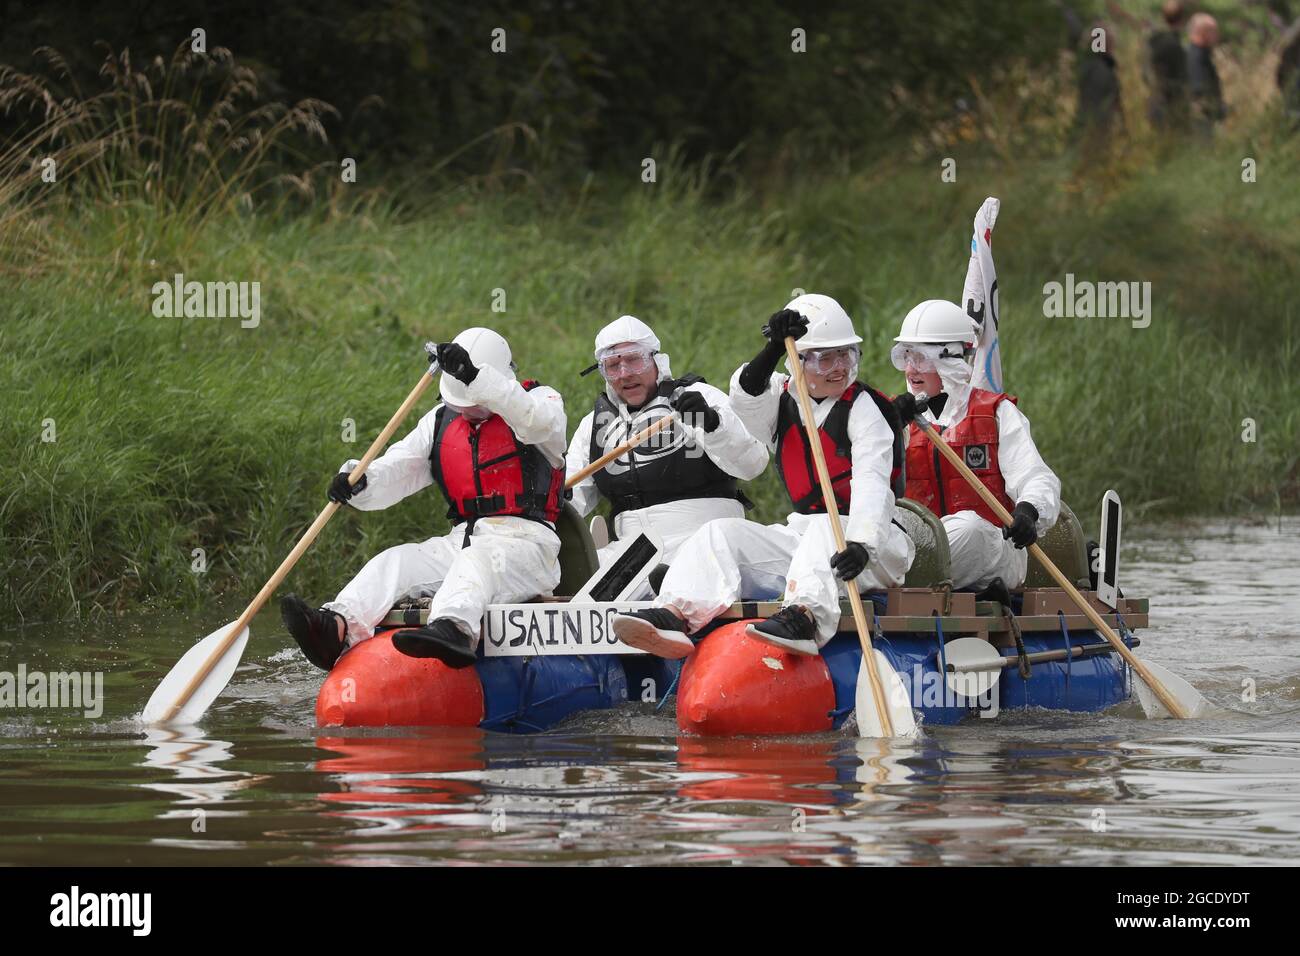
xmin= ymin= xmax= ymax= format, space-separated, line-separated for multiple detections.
xmin=1187 ymin=12 xmax=1226 ymax=136
xmin=1075 ymin=22 xmax=1123 ymax=146
xmin=1147 ymin=0 xmax=1189 ymax=130
xmin=1278 ymin=16 xmax=1300 ymax=124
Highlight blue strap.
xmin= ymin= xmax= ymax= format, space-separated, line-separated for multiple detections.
xmin=655 ymin=661 xmax=681 ymax=713
xmin=1058 ymin=611 xmax=1072 ymax=706
xmin=932 ymin=611 xmax=948 ymax=677
xmin=1114 ymin=609 xmax=1133 ymax=696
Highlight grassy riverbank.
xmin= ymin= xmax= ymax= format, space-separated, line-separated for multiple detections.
xmin=2 ymin=140 xmax=1298 ymax=622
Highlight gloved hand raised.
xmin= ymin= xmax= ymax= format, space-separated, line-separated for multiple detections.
xmin=671 ymin=389 xmax=720 ymax=433
xmin=1002 ymin=501 xmax=1040 ymax=549
xmin=328 ymin=469 xmax=368 ymax=505
xmin=740 ymin=309 xmax=811 ymax=396
xmin=437 ymin=342 xmax=479 ymax=385
xmin=829 ymin=542 xmax=870 ymax=581
xmin=762 ymin=309 xmax=809 ymax=345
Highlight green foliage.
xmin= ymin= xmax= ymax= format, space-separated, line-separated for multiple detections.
xmin=0 ymin=1 xmax=1071 ymax=178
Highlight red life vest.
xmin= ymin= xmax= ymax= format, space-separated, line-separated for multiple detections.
xmin=904 ymin=387 xmax=1016 ymax=526
xmin=773 ymin=381 xmax=905 ymax=515
xmin=428 ymin=381 xmax=564 ymax=527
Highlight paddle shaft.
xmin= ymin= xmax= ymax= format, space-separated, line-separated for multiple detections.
xmin=947 ymin=635 xmax=1142 ymax=673
xmin=913 ymin=416 xmax=1190 ymax=719
xmin=783 ymin=339 xmax=894 ymax=736
xmin=565 ymin=413 xmax=676 ymax=489
xmin=156 ymin=368 xmax=438 ymax=723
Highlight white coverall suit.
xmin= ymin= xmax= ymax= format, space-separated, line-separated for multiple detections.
xmin=323 ymin=364 xmax=567 ymax=648
xmin=918 ymin=383 xmax=1061 ymax=591
xmin=566 ymin=379 xmax=769 ymax=569
xmin=653 ymin=368 xmax=915 ymax=646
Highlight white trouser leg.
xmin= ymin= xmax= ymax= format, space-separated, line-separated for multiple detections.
xmin=427 ymin=520 xmax=562 ymax=646
xmin=658 ymin=518 xmax=801 ymax=632
xmin=325 ymin=534 xmax=461 ymax=645
xmin=784 ymin=515 xmax=916 ymax=644
xmin=943 ymin=510 xmax=1028 ymax=591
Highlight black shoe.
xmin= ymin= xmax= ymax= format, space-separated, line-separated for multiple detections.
xmin=745 ymin=605 xmax=819 ymax=657
xmin=392 ymin=618 xmax=479 ymax=669
xmin=975 ymin=576 xmax=1013 ymax=610
xmin=280 ymin=594 xmax=346 ymax=671
xmin=612 ymin=607 xmax=695 ymax=659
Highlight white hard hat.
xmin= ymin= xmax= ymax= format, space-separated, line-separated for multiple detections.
xmin=786 ymin=293 xmax=862 ymax=351
xmin=440 ymin=327 xmax=515 ymax=407
xmin=594 ymin=315 xmax=660 ymax=358
xmin=894 ymin=299 xmax=975 ymax=346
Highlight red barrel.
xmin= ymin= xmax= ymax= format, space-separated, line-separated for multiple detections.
xmin=316 ymin=632 xmax=485 ymax=728
xmin=677 ymin=620 xmax=836 ymax=736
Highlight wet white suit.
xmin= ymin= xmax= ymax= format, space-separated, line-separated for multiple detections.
xmin=323 ymin=364 xmax=567 ymax=648
xmin=916 ymin=384 xmax=1061 ymax=591
xmin=566 ymin=379 xmax=769 ymax=567
xmin=653 ymin=368 xmax=915 ymax=646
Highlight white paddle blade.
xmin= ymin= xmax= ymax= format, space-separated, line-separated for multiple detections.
xmin=856 ymin=649 xmax=918 ymax=738
xmin=141 ymin=621 xmax=250 ymax=726
xmin=1131 ymin=658 xmax=1211 ymax=720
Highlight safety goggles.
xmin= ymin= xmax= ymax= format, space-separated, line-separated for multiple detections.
xmin=596 ymin=346 xmax=656 ymax=380
xmin=800 ymin=346 xmax=859 ymax=375
xmin=890 ymin=342 xmax=969 ymax=373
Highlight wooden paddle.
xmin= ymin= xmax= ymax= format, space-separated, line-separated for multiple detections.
xmin=783 ymin=339 xmax=916 ymax=738
xmin=908 ymin=403 xmax=1193 ymax=719
xmin=143 ymin=354 xmax=441 ymax=726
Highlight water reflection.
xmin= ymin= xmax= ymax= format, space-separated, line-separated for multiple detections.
xmin=139 ymin=726 xmax=267 ymax=804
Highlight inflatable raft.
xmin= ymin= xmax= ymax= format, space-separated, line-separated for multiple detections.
xmin=316 ymin=499 xmax=1148 ymax=735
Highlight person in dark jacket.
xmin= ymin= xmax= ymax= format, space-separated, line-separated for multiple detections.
xmin=1147 ymin=0 xmax=1189 ymax=129
xmin=1075 ymin=22 xmax=1123 ymax=146
xmin=1187 ymin=12 xmax=1226 ymax=136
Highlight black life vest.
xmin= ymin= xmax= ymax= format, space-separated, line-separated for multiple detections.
xmin=589 ymin=375 xmax=740 ymax=520
xmin=773 ymin=380 xmax=905 ymax=514
xmin=428 ymin=380 xmax=564 ymax=528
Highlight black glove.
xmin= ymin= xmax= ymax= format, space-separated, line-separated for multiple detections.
xmin=436 ymin=342 xmax=479 ymax=385
xmin=739 ymin=310 xmax=811 ymax=396
xmin=671 ymin=390 xmax=720 ymax=433
xmin=1002 ymin=501 xmax=1040 ymax=549
xmin=829 ymin=542 xmax=870 ymax=581
xmin=328 ymin=470 xmax=367 ymax=505
xmin=762 ymin=308 xmax=809 ymax=345
xmin=892 ymin=392 xmax=922 ymax=422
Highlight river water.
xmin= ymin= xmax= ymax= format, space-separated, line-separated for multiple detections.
xmin=2 ymin=519 xmax=1297 ymax=866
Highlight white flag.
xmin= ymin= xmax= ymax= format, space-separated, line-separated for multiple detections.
xmin=963 ymin=197 xmax=1002 ymax=394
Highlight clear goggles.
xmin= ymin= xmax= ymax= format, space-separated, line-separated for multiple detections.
xmin=448 ymin=402 xmax=492 ymax=422
xmin=799 ymin=345 xmax=859 ymax=375
xmin=597 ymin=346 xmax=656 ymax=380
xmin=890 ymin=342 xmax=969 ymax=373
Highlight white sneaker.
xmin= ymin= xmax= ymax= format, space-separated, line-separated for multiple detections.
xmin=612 ymin=608 xmax=695 ymax=659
